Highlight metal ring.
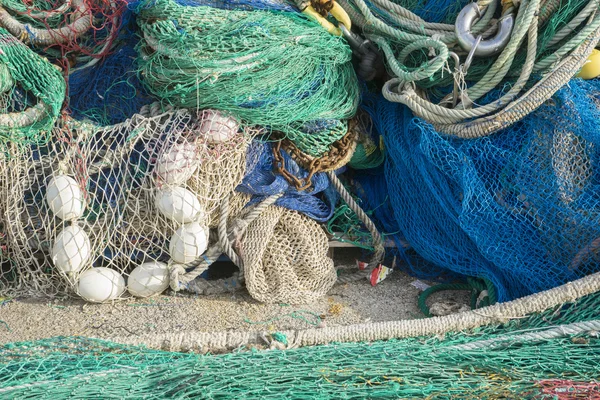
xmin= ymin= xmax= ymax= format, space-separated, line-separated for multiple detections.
xmin=455 ymin=2 xmax=515 ymax=57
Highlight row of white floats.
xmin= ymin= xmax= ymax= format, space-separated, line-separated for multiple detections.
xmin=48 ymin=111 xmax=239 ymax=302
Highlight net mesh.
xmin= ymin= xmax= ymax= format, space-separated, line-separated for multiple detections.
xmin=134 ymin=0 xmax=359 ymax=157
xmin=0 ymin=107 xmax=257 ymax=298
xmin=357 ymin=78 xmax=600 ymax=302
xmin=243 ymin=205 xmax=336 ymax=304
xmin=1 ymin=290 xmax=600 ymax=398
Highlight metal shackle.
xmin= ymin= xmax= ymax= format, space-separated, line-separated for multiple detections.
xmin=455 ymin=2 xmax=515 ymax=57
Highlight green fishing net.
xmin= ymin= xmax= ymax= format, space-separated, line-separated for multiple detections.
xmin=135 ymin=0 xmax=359 ymax=157
xmin=0 ymin=29 xmax=65 ymax=146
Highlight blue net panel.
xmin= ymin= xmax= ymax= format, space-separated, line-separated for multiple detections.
xmin=361 ymin=79 xmax=600 ymax=301
xmin=238 ymin=142 xmax=337 ymax=223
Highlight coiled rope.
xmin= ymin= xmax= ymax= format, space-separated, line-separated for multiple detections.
xmin=340 ymin=0 xmax=600 ymax=137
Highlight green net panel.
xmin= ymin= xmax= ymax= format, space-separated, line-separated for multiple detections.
xmin=135 ymin=0 xmax=359 ymax=157
xmin=1 ymin=289 xmax=599 ymax=398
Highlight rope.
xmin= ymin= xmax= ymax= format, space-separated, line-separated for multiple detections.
xmin=340 ymin=0 xmax=600 ymax=137
xmin=0 ymin=0 xmax=92 ymax=46
xmin=327 ymin=171 xmax=384 ymax=268
xmin=109 ymin=271 xmax=600 ymax=351
xmin=170 ymin=193 xmax=283 ymax=292
xmin=418 ymin=277 xmax=497 ymax=317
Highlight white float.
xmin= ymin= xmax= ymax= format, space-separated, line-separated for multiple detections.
xmin=78 ymin=267 xmax=125 ymax=303
xmin=169 ymin=221 xmax=208 ymax=264
xmin=127 ymin=261 xmax=170 ymax=298
xmin=46 ymin=175 xmax=85 ymax=220
xmin=156 ymin=141 xmax=200 ymax=185
xmin=51 ymin=225 xmax=91 ymax=273
xmin=199 ymin=110 xmax=239 ymax=143
xmin=155 ymin=186 xmax=204 ymax=224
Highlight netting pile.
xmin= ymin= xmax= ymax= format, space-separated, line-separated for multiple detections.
xmin=344 ymin=78 xmax=599 ymax=302
xmin=134 ymin=0 xmax=359 ymax=157
xmin=0 ymin=103 xmax=261 ymax=298
xmin=0 ymin=0 xmax=599 ymax=312
xmin=2 ymin=287 xmax=600 ymax=398
xmin=243 ymin=206 xmax=337 ymax=303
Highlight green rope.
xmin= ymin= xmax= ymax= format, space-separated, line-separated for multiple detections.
xmin=419 ymin=277 xmax=497 ymax=317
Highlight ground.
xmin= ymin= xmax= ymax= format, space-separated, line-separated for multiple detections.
xmin=0 ymin=252 xmax=470 ymax=351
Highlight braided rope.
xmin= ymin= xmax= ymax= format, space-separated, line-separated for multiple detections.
xmin=0 ymin=0 xmax=92 ymax=46
xmin=111 ymin=271 xmax=600 ymax=351
xmin=327 ymin=171 xmax=384 ymax=268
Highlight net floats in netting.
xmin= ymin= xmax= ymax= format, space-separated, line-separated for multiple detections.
xmin=169 ymin=221 xmax=209 ymax=264
xmin=127 ymin=262 xmax=170 ymax=298
xmin=46 ymin=175 xmax=85 ymax=220
xmin=51 ymin=225 xmax=91 ymax=274
xmin=577 ymin=49 xmax=600 ymax=80
xmin=199 ymin=110 xmax=239 ymax=143
xmin=155 ymin=186 xmax=205 ymax=224
xmin=155 ymin=142 xmax=201 ymax=185
xmin=77 ymin=267 xmax=126 ymax=303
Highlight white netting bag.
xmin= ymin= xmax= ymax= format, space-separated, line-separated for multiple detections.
xmin=242 ymin=206 xmax=337 ymax=304
xmin=0 ymin=107 xmax=256 ymax=300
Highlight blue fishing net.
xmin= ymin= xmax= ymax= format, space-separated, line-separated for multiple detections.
xmin=360 ymin=79 xmax=600 ymax=302
xmin=68 ymin=11 xmax=154 ymax=125
xmin=238 ymin=142 xmax=337 ymax=222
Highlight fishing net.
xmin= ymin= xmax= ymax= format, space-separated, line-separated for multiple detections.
xmin=2 ymin=280 xmax=600 ymax=398
xmin=67 ymin=11 xmax=153 ymax=126
xmin=340 ymin=0 xmax=600 ymax=136
xmin=354 ymin=77 xmax=600 ymax=302
xmin=242 ymin=205 xmax=336 ymax=304
xmin=0 ymin=29 xmax=65 ymax=146
xmin=0 ymin=107 xmax=257 ymax=298
xmin=134 ymin=0 xmax=359 ymax=157
xmin=167 ymin=0 xmax=297 ymax=11
xmin=238 ymin=142 xmax=337 ymax=223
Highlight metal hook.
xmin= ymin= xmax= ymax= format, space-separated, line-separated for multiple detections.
xmin=455 ymin=1 xmax=515 ymax=57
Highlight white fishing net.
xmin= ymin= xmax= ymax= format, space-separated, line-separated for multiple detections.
xmin=0 ymin=108 xmax=257 ymax=300
xmin=242 ymin=206 xmax=337 ymax=304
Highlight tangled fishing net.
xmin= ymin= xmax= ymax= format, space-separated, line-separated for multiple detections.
xmin=0 ymin=102 xmax=260 ymax=298
xmin=243 ymin=205 xmax=336 ymax=303
xmin=134 ymin=0 xmax=359 ymax=157
xmin=0 ymin=29 xmax=65 ymax=145
xmin=0 ymin=0 xmax=125 ymax=69
xmin=350 ymin=77 xmax=600 ymax=302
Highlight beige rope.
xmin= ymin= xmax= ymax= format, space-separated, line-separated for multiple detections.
xmin=0 ymin=0 xmax=92 ymax=46
xmin=109 ymin=270 xmax=600 ymax=351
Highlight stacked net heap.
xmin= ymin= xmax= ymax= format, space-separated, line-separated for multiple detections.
xmin=0 ymin=0 xmax=597 ymax=312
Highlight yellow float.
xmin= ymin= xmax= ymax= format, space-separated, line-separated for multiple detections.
xmin=577 ymin=49 xmax=600 ymax=80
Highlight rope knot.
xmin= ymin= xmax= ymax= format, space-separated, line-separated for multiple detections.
xmin=169 ymin=264 xmax=187 ymax=291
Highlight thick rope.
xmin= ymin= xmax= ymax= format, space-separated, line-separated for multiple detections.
xmin=0 ymin=0 xmax=92 ymax=46
xmin=343 ymin=0 xmax=600 ymax=137
xmin=110 ymin=271 xmax=600 ymax=351
xmin=327 ymin=171 xmax=384 ymax=268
